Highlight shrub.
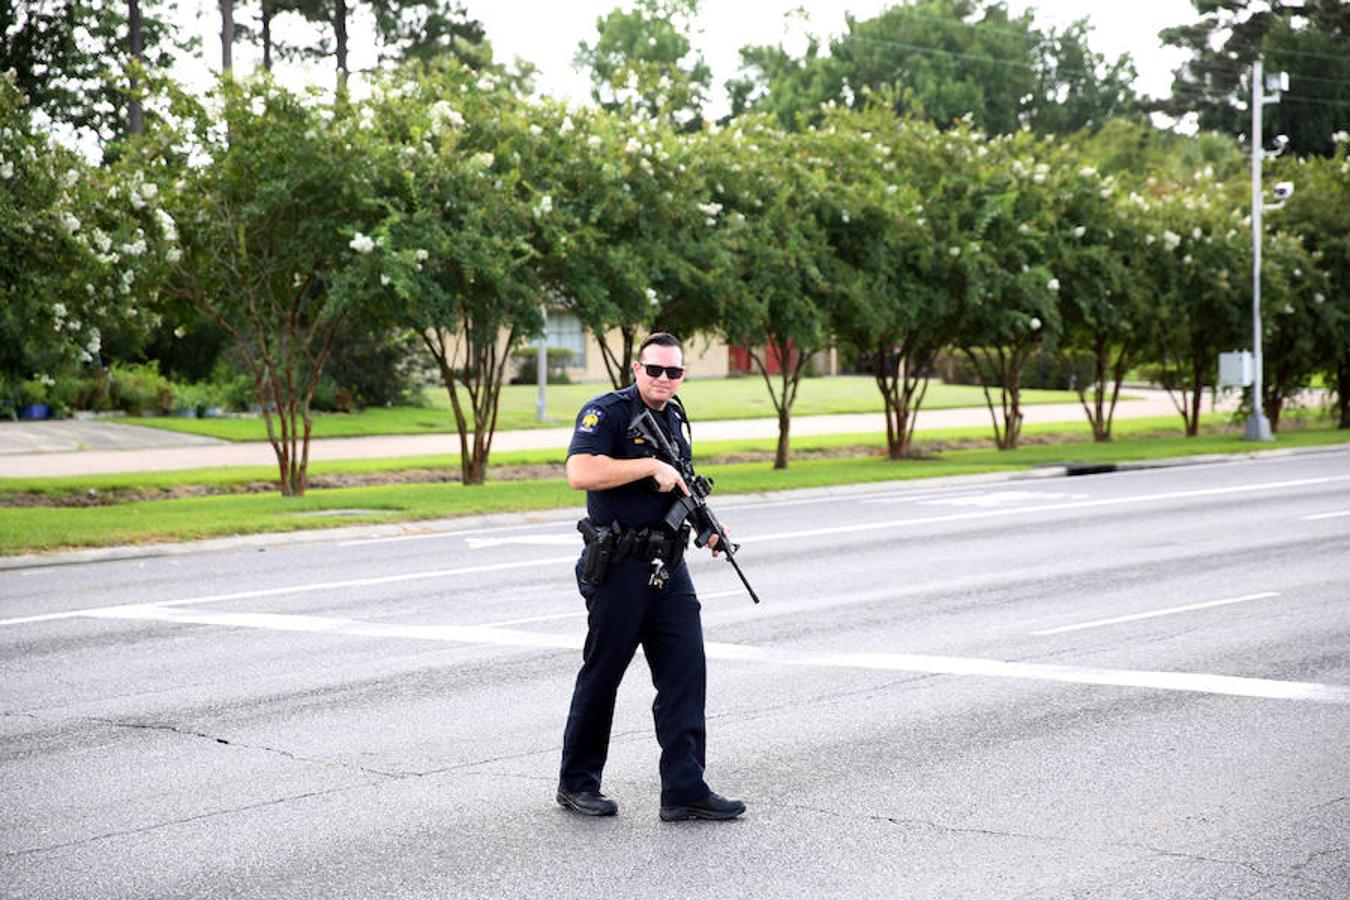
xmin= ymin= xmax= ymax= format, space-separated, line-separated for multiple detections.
xmin=510 ymin=347 xmax=575 ymax=385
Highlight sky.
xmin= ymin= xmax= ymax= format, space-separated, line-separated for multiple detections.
xmin=175 ymin=0 xmax=1198 ymax=115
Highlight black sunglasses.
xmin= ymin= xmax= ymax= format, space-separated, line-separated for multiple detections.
xmin=639 ymin=363 xmax=685 ymax=380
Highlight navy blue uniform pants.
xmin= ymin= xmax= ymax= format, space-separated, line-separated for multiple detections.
xmin=559 ymin=554 xmax=710 ymax=807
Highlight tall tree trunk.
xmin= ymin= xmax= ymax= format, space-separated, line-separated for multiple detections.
xmin=127 ymin=0 xmax=144 ymax=134
xmin=1339 ymin=352 xmax=1350 ymax=429
xmin=334 ymin=0 xmax=349 ymax=89
xmin=220 ymin=0 xmax=233 ymax=73
xmin=261 ymin=0 xmax=274 ymax=70
xmin=594 ymin=326 xmax=636 ymax=389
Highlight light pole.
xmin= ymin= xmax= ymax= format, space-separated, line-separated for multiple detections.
xmin=1245 ymin=59 xmax=1289 ymax=442
xmin=536 ymin=304 xmax=549 ymax=422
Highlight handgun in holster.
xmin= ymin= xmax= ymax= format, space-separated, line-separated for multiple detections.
xmin=577 ymin=517 xmax=616 ymax=586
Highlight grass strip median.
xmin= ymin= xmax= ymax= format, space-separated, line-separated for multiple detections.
xmin=2 ymin=414 xmax=1346 ymax=556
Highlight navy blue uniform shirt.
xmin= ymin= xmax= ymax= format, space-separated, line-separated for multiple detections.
xmin=567 ymin=384 xmax=692 ymax=531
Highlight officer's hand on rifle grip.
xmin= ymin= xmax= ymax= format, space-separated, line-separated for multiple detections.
xmin=649 ymin=459 xmax=690 ymax=495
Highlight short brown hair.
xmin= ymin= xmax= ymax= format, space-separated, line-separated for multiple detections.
xmin=637 ymin=332 xmax=683 ymax=359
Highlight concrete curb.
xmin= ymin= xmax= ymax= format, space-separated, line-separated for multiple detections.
xmin=3 ymin=441 xmax=1345 ymax=572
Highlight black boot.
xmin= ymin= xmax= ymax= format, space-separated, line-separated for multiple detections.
xmin=556 ymin=788 xmax=619 ymax=817
xmin=660 ymin=791 xmax=745 ymax=821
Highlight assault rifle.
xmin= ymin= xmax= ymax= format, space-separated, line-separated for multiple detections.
xmin=629 ymin=408 xmax=761 ymax=604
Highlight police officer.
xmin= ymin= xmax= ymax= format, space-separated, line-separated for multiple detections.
xmin=556 ymin=332 xmax=746 ymax=822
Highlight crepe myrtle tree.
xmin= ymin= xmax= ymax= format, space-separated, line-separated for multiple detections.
xmin=1143 ymin=178 xmax=1250 ymax=437
xmin=339 ymin=64 xmax=547 ymax=485
xmin=526 ymin=103 xmax=716 ymax=389
xmin=0 ymin=70 xmax=171 ymax=408
xmin=1054 ymin=160 xmax=1150 ymax=442
xmin=1257 ymin=229 xmax=1334 ymax=431
xmin=1275 ymin=137 xmax=1350 ymax=428
xmin=812 ymin=107 xmax=953 ymax=460
xmin=708 ymin=116 xmax=838 ymax=469
xmin=957 ymin=129 xmax=1064 ymax=451
xmin=162 ymin=77 xmax=381 ymax=495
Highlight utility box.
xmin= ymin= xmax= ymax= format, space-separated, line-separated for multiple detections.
xmin=1219 ymin=351 xmax=1254 ymax=387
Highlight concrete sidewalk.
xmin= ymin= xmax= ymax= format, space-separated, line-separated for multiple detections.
xmin=0 ymin=389 xmax=1214 ymax=479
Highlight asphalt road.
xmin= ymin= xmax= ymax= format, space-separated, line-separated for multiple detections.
xmin=2 ymin=450 xmax=1348 ymax=898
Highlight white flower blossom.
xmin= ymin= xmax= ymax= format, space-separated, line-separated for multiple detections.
xmin=840 ymin=211 xmax=851 ymax=224
xmin=166 ymin=248 xmax=182 ymax=263
xmin=697 ymin=201 xmax=722 ymax=218
xmin=58 ymin=212 xmax=80 ymax=234
xmin=1182 ymin=254 xmax=1193 ymax=264
xmin=155 ymin=208 xmax=177 ymax=242
xmin=1162 ymin=230 xmax=1181 ymax=251
xmin=1145 ymin=234 xmax=1156 ymax=244
xmin=52 ymin=302 xmax=67 ymax=319
xmin=1079 ymin=166 xmax=1097 ymax=178
xmin=1333 ymin=131 xmax=1349 ymax=144
xmin=646 ymin=287 xmax=659 ymax=306
xmin=529 ymin=123 xmax=544 ymax=137
xmin=1191 ymin=227 xmax=1202 ymax=239
xmin=173 ymin=326 xmax=187 ymax=338
xmin=532 ymin=194 xmax=553 ymax=217
xmin=121 ymin=238 xmax=147 ymax=257
xmin=250 ymin=96 xmax=266 ymax=117
xmin=1029 ymin=316 xmax=1042 ymax=331
xmin=624 ymin=136 xmax=642 ymax=154
xmin=559 ymin=116 xmax=574 ymax=135
xmin=380 ymin=274 xmax=391 ymax=286
xmin=1046 ymin=278 xmax=1060 ymax=292
xmin=63 ymin=168 xmax=79 ymax=188
xmin=472 ymin=151 xmax=494 ymax=169
xmin=1072 ymin=225 xmax=1086 ymax=238
xmin=885 ymin=184 xmax=898 ymax=196
xmin=429 ymin=101 xmax=465 ymax=131
xmin=0 ymin=161 xmax=12 ymax=179
xmin=415 ymin=249 xmax=429 ymax=263
xmin=586 ymin=134 xmax=604 ymax=150
xmin=1314 ymin=292 xmax=1325 ymax=304
xmin=949 ymin=246 xmax=961 ymax=257
xmin=349 ymin=233 xmax=375 ymax=254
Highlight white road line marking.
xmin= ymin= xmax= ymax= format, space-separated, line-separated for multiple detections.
xmin=1030 ymin=592 xmax=1281 ymax=636
xmin=465 ymin=535 xmax=576 ymax=549
xmin=1303 ymin=510 xmax=1350 ymax=521
xmin=457 ymin=588 xmax=756 ymax=629
xmin=479 ymin=610 xmax=587 ymax=628
xmin=74 ymin=606 xmax=1350 ymax=704
xmin=700 ymin=588 xmax=751 ymax=600
xmin=916 ymin=490 xmax=1090 ymax=508
xmin=737 ymin=474 xmax=1350 ymax=545
xmin=0 ymin=555 xmax=578 ymax=628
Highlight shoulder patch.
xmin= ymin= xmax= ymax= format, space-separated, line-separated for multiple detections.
xmin=577 ymin=407 xmax=603 ymax=434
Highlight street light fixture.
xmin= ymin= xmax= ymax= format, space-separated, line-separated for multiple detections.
xmin=1245 ymin=59 xmax=1290 ymax=442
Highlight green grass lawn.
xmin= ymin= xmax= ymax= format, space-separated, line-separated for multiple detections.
xmin=3 ymin=413 xmax=1345 ymax=556
xmin=116 ymin=377 xmax=1085 ymax=442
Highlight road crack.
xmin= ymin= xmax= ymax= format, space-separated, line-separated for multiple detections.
xmin=2 ymin=784 xmax=360 ymax=859
xmin=85 ymin=716 xmax=413 ymax=779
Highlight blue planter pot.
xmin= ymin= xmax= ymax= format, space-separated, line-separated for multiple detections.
xmin=19 ymin=403 xmax=51 ymax=420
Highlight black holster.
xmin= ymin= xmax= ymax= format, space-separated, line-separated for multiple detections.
xmin=577 ymin=518 xmax=616 ymax=586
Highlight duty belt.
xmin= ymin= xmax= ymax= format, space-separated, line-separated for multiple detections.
xmin=577 ymin=518 xmax=690 ymax=588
